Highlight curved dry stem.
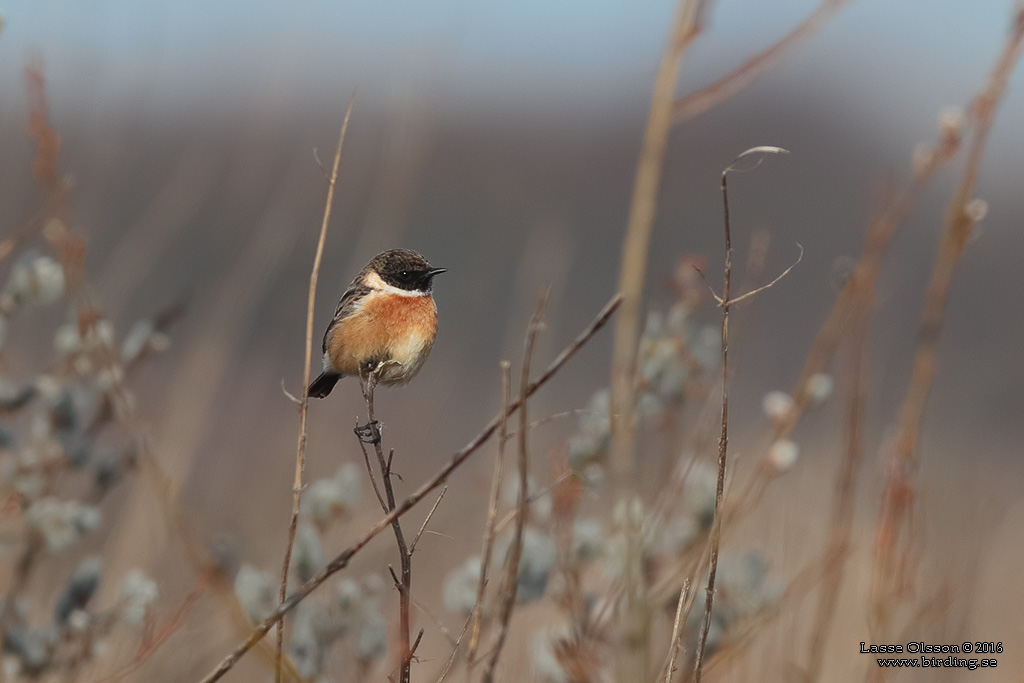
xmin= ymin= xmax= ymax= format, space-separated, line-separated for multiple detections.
xmin=274 ymin=91 xmax=356 ymax=683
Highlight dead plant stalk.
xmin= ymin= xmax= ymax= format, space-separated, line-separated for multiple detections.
xmin=356 ymin=369 xmax=422 ymax=683
xmin=481 ymin=293 xmax=548 ymax=683
xmin=609 ymin=1 xmax=705 ymax=677
xmin=274 ymin=91 xmax=357 ymax=683
xmin=872 ymin=2 xmax=1024 ymax=627
xmin=465 ymin=362 xmax=513 ymax=676
xmin=197 ymin=295 xmax=621 ymax=683
xmin=694 ymin=146 xmax=790 ymax=682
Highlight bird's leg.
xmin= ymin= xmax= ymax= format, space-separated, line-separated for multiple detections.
xmin=354 ymin=359 xmax=403 ymax=442
xmin=355 ymin=363 xmax=382 ymax=444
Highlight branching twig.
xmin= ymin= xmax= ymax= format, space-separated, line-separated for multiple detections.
xmin=672 ymin=0 xmax=853 ymax=123
xmin=274 ymin=90 xmax=357 ymax=683
xmin=694 ymin=146 xmax=788 ymax=682
xmin=357 ymin=365 xmax=415 ymax=683
xmin=197 ymin=295 xmax=620 ymax=683
xmin=410 ymin=486 xmax=448 ymax=554
xmin=481 ymin=292 xmax=548 ymax=683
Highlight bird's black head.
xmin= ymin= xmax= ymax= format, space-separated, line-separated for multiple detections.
xmin=370 ymin=249 xmax=447 ymax=293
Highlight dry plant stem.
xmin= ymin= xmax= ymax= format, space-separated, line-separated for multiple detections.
xmin=481 ymin=293 xmax=547 ymax=683
xmin=197 ymin=295 xmax=620 ymax=683
xmin=663 ymin=579 xmax=691 ymax=683
xmin=360 ymin=373 xmax=415 ymax=683
xmin=672 ymin=0 xmax=851 ymax=123
xmin=274 ymin=91 xmax=357 ymax=683
xmin=94 ymin=570 xmax=212 ymax=683
xmin=609 ymin=3 xmax=704 ymax=677
xmin=761 ymin=130 xmax=960 ymax=453
xmin=20 ymin=64 xmax=295 ymax=680
xmin=610 ymin=0 xmax=704 ymax=495
xmin=805 ymin=316 xmax=870 ymax=682
xmin=890 ymin=7 xmax=1023 ymax=467
xmin=411 ymin=486 xmax=447 ymax=554
xmin=693 ymin=164 xmax=735 ymax=683
xmin=730 ymin=126 xmax=963 ymax=519
xmin=437 ymin=614 xmax=474 ymax=683
xmin=466 ymin=362 xmax=513 ymax=673
xmin=873 ymin=3 xmax=1024 ymax=622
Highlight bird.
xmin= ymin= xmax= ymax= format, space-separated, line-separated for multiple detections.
xmin=308 ymin=249 xmax=446 ymax=399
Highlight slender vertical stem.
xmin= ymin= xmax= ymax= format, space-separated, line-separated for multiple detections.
xmin=693 ymin=166 xmax=733 ymax=683
xmin=275 ymin=91 xmax=357 ymax=682
xmin=608 ymin=3 xmax=705 ymax=677
xmin=805 ymin=311 xmax=870 ymax=681
xmin=663 ymin=579 xmax=691 ymax=682
xmin=481 ymin=293 xmax=548 ymax=683
xmin=361 ymin=374 xmax=414 ymax=683
xmin=465 ymin=362 xmax=512 ymax=677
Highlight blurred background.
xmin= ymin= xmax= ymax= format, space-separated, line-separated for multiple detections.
xmin=1 ymin=0 xmax=1022 ymax=680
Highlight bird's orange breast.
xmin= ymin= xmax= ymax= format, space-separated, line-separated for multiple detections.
xmin=326 ymin=291 xmax=438 ymax=384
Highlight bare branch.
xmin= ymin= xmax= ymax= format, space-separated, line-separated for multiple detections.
xmin=672 ymin=0 xmax=853 ymax=123
xmin=410 ymin=486 xmax=448 ymax=554
xmin=198 ymin=294 xmax=621 ymax=683
xmin=725 ymin=243 xmax=803 ymax=307
xmin=695 ymin=147 xmax=787 ymax=681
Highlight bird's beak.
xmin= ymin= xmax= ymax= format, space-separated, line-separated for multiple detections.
xmin=427 ymin=267 xmax=448 ymax=277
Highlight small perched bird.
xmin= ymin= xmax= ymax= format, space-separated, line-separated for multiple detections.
xmin=308 ymin=249 xmax=446 ymax=398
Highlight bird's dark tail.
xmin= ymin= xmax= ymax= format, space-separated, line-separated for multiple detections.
xmin=308 ymin=371 xmax=342 ymax=399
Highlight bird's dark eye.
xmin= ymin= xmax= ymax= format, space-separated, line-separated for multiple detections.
xmin=399 ymin=270 xmax=411 ymax=281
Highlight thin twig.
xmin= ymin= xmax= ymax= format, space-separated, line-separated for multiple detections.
xmin=359 ymin=423 xmax=390 ymax=513
xmin=694 ymin=146 xmax=787 ymax=682
xmin=663 ymin=579 xmax=691 ymax=683
xmin=93 ymin=570 xmax=212 ymax=683
xmin=491 ymin=470 xmax=573 ymax=537
xmin=274 ymin=90 xmax=357 ymax=683
xmin=672 ymin=0 xmax=852 ymax=123
xmin=482 ymin=292 xmax=548 ymax=683
xmin=731 ymin=94 xmax=967 ymax=518
xmin=360 ymin=367 xmax=415 ymax=683
xmin=692 ymin=157 xmax=734 ymax=683
xmin=466 ymin=361 xmax=512 ymax=675
xmin=436 ymin=613 xmax=473 ymax=683
xmin=197 ymin=295 xmax=620 ymax=683
xmin=724 ymin=244 xmax=803 ymax=307
xmin=410 ymin=486 xmax=448 ymax=554
xmin=805 ymin=309 xmax=871 ymax=681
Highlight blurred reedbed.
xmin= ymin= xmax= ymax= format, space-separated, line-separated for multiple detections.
xmin=0 ymin=2 xmax=1023 ymax=683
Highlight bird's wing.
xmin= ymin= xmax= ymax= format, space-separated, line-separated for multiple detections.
xmin=322 ymin=281 xmax=372 ymax=354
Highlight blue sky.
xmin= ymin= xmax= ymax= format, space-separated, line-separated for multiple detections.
xmin=1 ymin=0 xmax=1020 ymax=122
